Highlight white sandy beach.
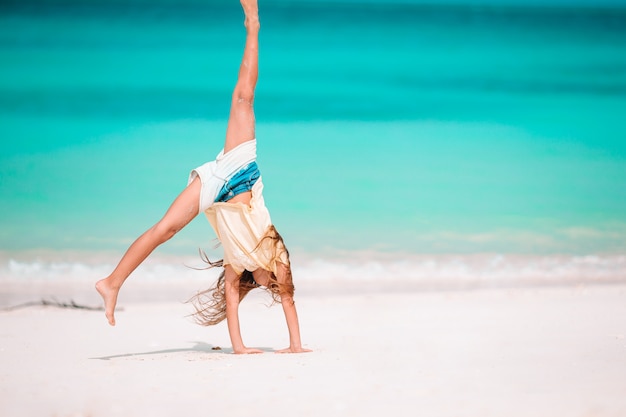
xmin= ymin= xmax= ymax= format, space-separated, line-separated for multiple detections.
xmin=1 ymin=282 xmax=626 ymax=417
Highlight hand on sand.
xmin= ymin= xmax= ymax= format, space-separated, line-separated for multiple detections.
xmin=275 ymin=346 xmax=313 ymax=354
xmin=233 ymin=347 xmax=264 ymax=354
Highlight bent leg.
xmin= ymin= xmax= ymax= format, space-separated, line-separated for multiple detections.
xmin=223 ymin=0 xmax=260 ymax=154
xmin=95 ymin=177 xmax=201 ymax=326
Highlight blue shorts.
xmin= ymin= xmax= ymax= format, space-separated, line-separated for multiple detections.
xmin=214 ymin=162 xmax=260 ymax=203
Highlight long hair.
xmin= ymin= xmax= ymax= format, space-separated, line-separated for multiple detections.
xmin=187 ymin=225 xmax=294 ymax=326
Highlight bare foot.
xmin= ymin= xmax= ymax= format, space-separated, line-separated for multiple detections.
xmin=240 ymin=0 xmax=259 ymax=29
xmin=95 ymin=278 xmax=119 ymax=326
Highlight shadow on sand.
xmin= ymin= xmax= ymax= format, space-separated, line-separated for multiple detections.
xmin=89 ymin=341 xmax=275 ymax=360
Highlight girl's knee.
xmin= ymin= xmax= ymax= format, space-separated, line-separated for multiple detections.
xmin=233 ymin=85 xmax=255 ymax=105
xmin=152 ymin=221 xmax=179 ymax=243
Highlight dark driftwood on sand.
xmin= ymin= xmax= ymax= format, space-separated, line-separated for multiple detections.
xmin=1 ymin=299 xmax=106 ymax=312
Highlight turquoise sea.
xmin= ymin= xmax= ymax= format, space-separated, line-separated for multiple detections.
xmin=1 ymin=0 xmax=625 ymax=288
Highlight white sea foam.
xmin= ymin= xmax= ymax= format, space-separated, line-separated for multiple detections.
xmin=0 ymin=253 xmax=220 ymax=283
xmin=292 ymin=253 xmax=626 ymax=289
xmin=2 ymin=251 xmax=624 ymax=290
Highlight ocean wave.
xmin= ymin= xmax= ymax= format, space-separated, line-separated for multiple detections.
xmin=2 ymin=252 xmax=624 ymax=289
xmin=293 ymin=253 xmax=626 ymax=287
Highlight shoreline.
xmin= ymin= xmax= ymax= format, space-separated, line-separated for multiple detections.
xmin=2 ymin=249 xmax=625 ymax=308
xmin=2 ymin=271 xmax=626 ymax=311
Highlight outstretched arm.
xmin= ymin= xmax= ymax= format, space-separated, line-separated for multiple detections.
xmin=224 ymin=265 xmax=263 ymax=354
xmin=275 ymin=296 xmax=311 ymax=354
xmin=223 ymin=0 xmax=260 ymax=154
xmin=275 ymin=263 xmax=312 ymax=354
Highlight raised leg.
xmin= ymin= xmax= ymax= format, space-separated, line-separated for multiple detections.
xmin=223 ymin=0 xmax=260 ymax=154
xmin=95 ymin=178 xmax=201 ymax=326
